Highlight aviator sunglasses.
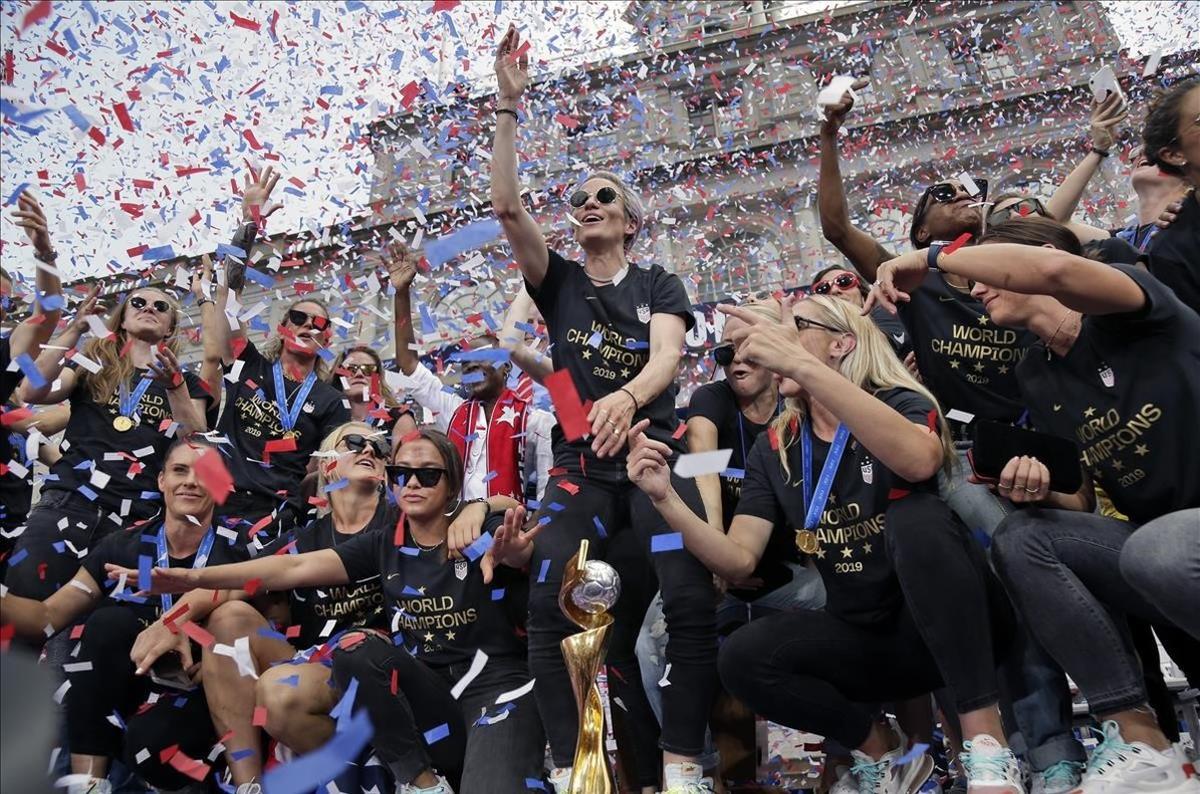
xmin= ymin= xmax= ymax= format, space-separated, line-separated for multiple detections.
xmin=385 ymin=465 xmax=447 ymax=488
xmin=568 ymin=186 xmax=618 ymax=208
xmin=287 ymin=308 xmax=331 ymax=331
xmin=986 ymin=197 xmax=1047 ymax=229
xmin=343 ymin=363 xmax=380 ymax=376
xmin=812 ymin=273 xmax=861 ymax=295
xmin=129 ymin=295 xmax=171 ymax=314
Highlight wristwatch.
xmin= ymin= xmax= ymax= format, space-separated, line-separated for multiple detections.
xmin=926 ymin=243 xmax=945 ymax=271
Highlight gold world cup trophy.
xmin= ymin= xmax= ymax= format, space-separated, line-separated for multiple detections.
xmin=558 ymin=539 xmax=622 ymax=794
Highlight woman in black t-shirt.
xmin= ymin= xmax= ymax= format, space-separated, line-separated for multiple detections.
xmin=490 ymin=26 xmax=718 ymax=791
xmin=10 ymin=286 xmax=211 ymax=601
xmin=628 ymin=295 xmax=1022 ymax=793
xmin=879 ymin=215 xmax=1200 ymax=792
xmin=146 ymin=427 xmax=541 ymax=794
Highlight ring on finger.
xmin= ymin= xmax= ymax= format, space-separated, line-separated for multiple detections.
xmin=1023 ymin=487 xmax=1039 ymax=494
xmin=998 ymin=483 xmax=1013 ymax=491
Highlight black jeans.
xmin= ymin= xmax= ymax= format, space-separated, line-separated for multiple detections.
xmin=6 ymin=489 xmax=139 ymax=601
xmin=66 ymin=607 xmax=216 ymax=790
xmin=330 ymin=634 xmax=545 ymax=793
xmin=527 ymin=470 xmax=718 ymax=764
xmin=719 ymin=493 xmax=1013 ymax=749
xmin=993 ymin=508 xmax=1198 ymax=715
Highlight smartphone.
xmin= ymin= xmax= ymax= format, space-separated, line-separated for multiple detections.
xmin=1089 ymin=65 xmax=1121 ymax=103
xmin=149 ymin=650 xmax=196 ymax=691
xmin=968 ymin=421 xmax=1083 ymax=494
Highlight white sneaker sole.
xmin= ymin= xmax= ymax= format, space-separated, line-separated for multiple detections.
xmin=898 ymin=754 xmax=936 ymax=793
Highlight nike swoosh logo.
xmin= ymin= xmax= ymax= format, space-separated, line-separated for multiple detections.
xmin=938 ymin=296 xmax=957 ymax=302
xmin=1053 ymin=404 xmax=1062 ymax=411
xmin=891 ymin=333 xmax=906 ymax=344
xmin=387 ymin=573 xmax=400 ymax=580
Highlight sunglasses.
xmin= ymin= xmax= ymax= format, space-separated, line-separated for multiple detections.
xmin=794 ymin=316 xmax=843 ymax=334
xmin=986 ymin=197 xmax=1047 ymax=228
xmin=912 ymin=177 xmax=989 ymax=224
xmin=343 ymin=363 xmax=379 ymax=376
xmin=341 ymin=433 xmax=390 ymax=459
xmin=287 ymin=308 xmax=330 ymax=331
xmin=129 ymin=295 xmax=171 ymax=314
xmin=568 ymin=186 xmax=618 ymax=208
xmin=385 ymin=465 xmax=446 ymax=488
xmin=812 ymin=273 xmax=860 ymax=295
xmin=712 ymin=343 xmax=735 ymax=367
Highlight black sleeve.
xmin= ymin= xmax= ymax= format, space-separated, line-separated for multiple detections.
xmin=650 ymin=268 xmax=696 ymax=331
xmin=233 ymin=338 xmax=266 ymax=369
xmin=734 ymin=435 xmax=784 ymax=526
xmin=0 ymin=337 xmax=18 ymax=405
xmin=1090 ymin=263 xmax=1184 ymax=332
xmin=332 ymin=529 xmax=385 ymax=583
xmin=80 ymin=532 xmax=132 ymax=589
xmin=181 ymin=371 xmax=214 ymax=410
xmin=322 ymin=395 xmax=352 ymax=435
xmin=877 ymin=387 xmax=938 ymax=427
xmin=686 ymin=383 xmax=729 ymax=427
xmin=526 ymin=249 xmax=573 ymax=323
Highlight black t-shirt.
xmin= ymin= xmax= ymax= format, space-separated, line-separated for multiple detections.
xmin=1145 ymin=190 xmax=1200 ymax=316
xmin=1017 ymin=265 xmax=1200 ymax=523
xmin=256 ymin=502 xmax=392 ymax=648
xmin=735 ymin=388 xmax=939 ymax=625
xmin=0 ymin=337 xmax=20 ymax=406
xmin=81 ymin=524 xmax=245 ymax=626
xmin=898 ymin=271 xmax=1038 ymax=436
xmin=47 ymin=368 xmax=211 ymax=515
xmin=527 ymin=250 xmax=695 ymax=475
xmin=1083 ymin=236 xmax=1141 ymax=266
xmin=870 ymin=306 xmax=913 ymax=359
xmin=333 ymin=511 xmax=528 ymax=667
xmin=0 ymin=427 xmax=33 ymax=531
xmin=216 ymin=340 xmax=349 ymax=501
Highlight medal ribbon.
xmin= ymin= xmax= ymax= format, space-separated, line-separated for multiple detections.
xmin=156 ymin=525 xmax=216 ymax=613
xmin=118 ymin=375 xmax=156 ymax=421
xmin=800 ymin=421 xmax=851 ymax=530
xmin=272 ymin=361 xmax=318 ymax=433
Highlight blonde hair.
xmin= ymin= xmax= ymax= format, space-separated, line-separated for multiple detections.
xmin=572 ymin=170 xmax=644 ymax=252
xmin=725 ymin=298 xmax=781 ymax=328
xmin=332 ymin=345 xmax=401 ymax=407
xmin=771 ymin=295 xmax=955 ymax=482
xmin=80 ymin=288 xmax=182 ymax=404
xmin=315 ymin=421 xmax=388 ymax=515
xmin=261 ymin=297 xmax=334 ymax=382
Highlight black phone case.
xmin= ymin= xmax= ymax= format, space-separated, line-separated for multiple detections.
xmin=971 ymin=421 xmax=1083 ymax=493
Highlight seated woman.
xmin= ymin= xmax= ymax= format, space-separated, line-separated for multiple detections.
xmin=0 ymin=438 xmax=237 ymax=794
xmin=867 ymin=214 xmax=1200 ymax=794
xmin=626 ymin=295 xmax=1022 ymax=794
xmin=144 ymin=428 xmax=543 ymax=794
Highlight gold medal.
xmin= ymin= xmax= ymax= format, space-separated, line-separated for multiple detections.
xmin=795 ymin=529 xmax=819 ymax=555
xmin=282 ymin=429 xmax=299 ymax=440
xmin=112 ymin=415 xmax=134 ymax=432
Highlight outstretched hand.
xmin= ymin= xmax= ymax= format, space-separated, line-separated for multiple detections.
xmin=482 ymin=505 xmax=544 ymax=584
xmin=382 ymin=240 xmax=420 ymax=291
xmin=821 ymin=78 xmax=869 ymax=133
xmin=68 ymin=286 xmax=106 ymax=335
xmin=625 ymin=419 xmax=674 ymax=502
xmin=495 ymin=24 xmax=530 ymax=103
xmin=717 ymin=297 xmax=811 ymax=377
xmin=241 ymin=164 xmax=282 ymax=224
xmin=10 ymin=191 xmax=54 ymax=257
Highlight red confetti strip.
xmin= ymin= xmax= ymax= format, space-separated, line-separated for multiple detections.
xmin=943 ymin=231 xmax=973 ymax=256
xmin=242 ymin=129 xmax=263 ymax=150
xmin=252 ymin=706 xmax=268 ymax=727
xmin=431 ymin=0 xmax=461 ymax=11
xmin=193 ymin=448 xmax=233 ymax=506
xmin=180 ymin=620 xmax=215 ymax=648
xmin=544 ymin=370 xmax=589 ymax=442
xmin=21 ymin=1 xmax=53 ymax=33
xmin=672 ymin=423 xmax=688 ymax=440
xmin=114 ymin=102 xmax=134 ymax=132
xmin=229 ymin=12 xmax=261 ymax=32
xmin=558 ymin=481 xmax=579 ymax=495
xmin=243 ymin=578 xmax=262 ymax=596
xmin=0 ymin=407 xmax=32 ymax=426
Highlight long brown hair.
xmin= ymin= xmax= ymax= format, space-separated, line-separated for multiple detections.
xmin=81 ymin=288 xmax=182 ymax=404
xmin=260 ymin=297 xmax=334 ymax=381
xmin=978 ymin=215 xmax=1085 ymax=256
xmin=770 ymin=296 xmax=955 ymax=482
xmin=331 ymin=345 xmax=401 ymax=407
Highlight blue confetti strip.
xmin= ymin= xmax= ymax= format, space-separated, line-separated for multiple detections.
xmin=536 ymin=558 xmax=551 ymax=583
xmin=463 ymin=532 xmax=494 ymax=562
xmin=651 ymin=533 xmax=684 ymax=553
xmin=422 ymin=722 xmax=450 ymax=745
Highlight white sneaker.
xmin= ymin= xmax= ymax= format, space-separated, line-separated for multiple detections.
xmin=1074 ymin=720 xmax=1200 ymax=793
xmin=234 ymin=784 xmax=263 ymax=794
xmin=1029 ymin=760 xmax=1083 ymax=794
xmin=850 ymin=743 xmax=935 ymax=793
xmin=548 ymin=767 xmax=572 ymax=793
xmin=398 ymin=773 xmax=454 ymax=794
xmin=661 ymin=761 xmax=715 ymax=793
xmin=960 ymin=735 xmax=1024 ymax=793
xmin=830 ymin=765 xmax=859 ymax=794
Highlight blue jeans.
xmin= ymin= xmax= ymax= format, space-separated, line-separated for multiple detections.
xmin=636 ymin=562 xmax=827 ymax=769
xmin=939 ymin=444 xmax=1085 ymax=772
xmin=1119 ymin=509 xmax=1200 ymax=639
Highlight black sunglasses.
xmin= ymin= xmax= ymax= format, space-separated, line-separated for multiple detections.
xmin=341 ymin=433 xmax=390 ymax=459
xmin=386 ymin=465 xmax=446 ymax=488
xmin=812 ymin=273 xmax=860 ymax=295
xmin=986 ymin=197 xmax=1047 ymax=228
xmin=129 ymin=295 xmax=171 ymax=314
xmin=794 ymin=316 xmax=843 ymax=334
xmin=712 ymin=343 xmax=735 ymax=367
xmin=568 ymin=186 xmax=618 ymax=208
xmin=287 ymin=308 xmax=330 ymax=331
xmin=910 ymin=177 xmax=988 ymax=247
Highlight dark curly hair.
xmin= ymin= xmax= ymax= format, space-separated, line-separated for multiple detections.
xmin=1142 ymin=76 xmax=1200 ymax=177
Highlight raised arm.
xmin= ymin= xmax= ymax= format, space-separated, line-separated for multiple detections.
xmin=873 ymin=245 xmax=1147 ymax=317
xmin=150 ymin=548 xmax=350 ymax=595
xmin=498 ymin=287 xmax=552 ymax=383
xmin=1045 ymin=93 xmax=1127 ymax=224
xmin=491 ymin=25 xmax=550 ymax=288
xmin=626 ymin=422 xmax=768 ymax=582
xmin=7 ymin=191 xmax=64 ymax=361
xmin=17 ymin=286 xmax=103 ymax=405
xmin=192 ymin=255 xmax=224 ymax=398
xmin=0 ymin=567 xmax=101 ymax=639
xmin=385 ymin=242 xmax=420 ymax=376
xmin=817 ymin=81 xmax=892 ymax=281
